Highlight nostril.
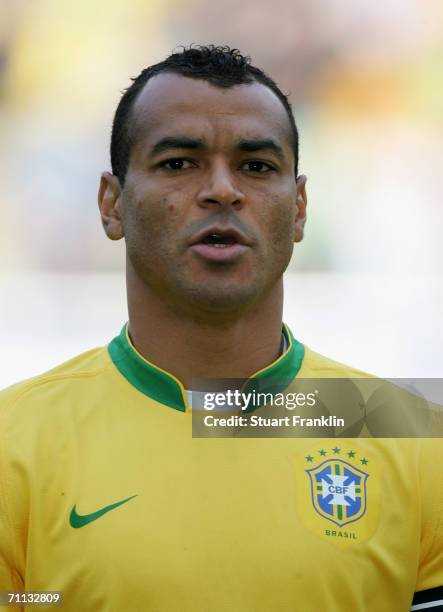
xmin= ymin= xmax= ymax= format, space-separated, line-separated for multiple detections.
xmin=204 ymin=198 xmax=231 ymax=206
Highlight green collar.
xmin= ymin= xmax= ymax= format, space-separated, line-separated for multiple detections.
xmin=108 ymin=323 xmax=305 ymax=412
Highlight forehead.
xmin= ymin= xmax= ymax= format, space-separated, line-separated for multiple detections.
xmin=130 ymin=72 xmax=294 ymax=151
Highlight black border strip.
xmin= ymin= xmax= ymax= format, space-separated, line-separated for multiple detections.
xmin=412 ymin=585 xmax=443 ymax=605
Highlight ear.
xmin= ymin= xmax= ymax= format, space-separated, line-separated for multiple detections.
xmin=294 ymin=174 xmax=307 ymax=243
xmin=98 ymin=172 xmax=124 ymax=240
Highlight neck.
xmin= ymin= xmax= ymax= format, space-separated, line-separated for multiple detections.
xmin=126 ymin=267 xmax=284 ymax=390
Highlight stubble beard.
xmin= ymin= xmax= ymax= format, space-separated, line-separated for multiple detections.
xmin=127 ymin=237 xmax=294 ymax=328
xmin=124 ymin=197 xmax=295 ymax=322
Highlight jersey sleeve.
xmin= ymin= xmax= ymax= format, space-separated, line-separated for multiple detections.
xmin=0 ymin=387 xmax=25 ymax=611
xmin=413 ymin=437 xmax=443 ymax=610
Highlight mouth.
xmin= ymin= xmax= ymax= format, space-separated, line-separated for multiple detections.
xmin=189 ymin=227 xmax=251 ymax=262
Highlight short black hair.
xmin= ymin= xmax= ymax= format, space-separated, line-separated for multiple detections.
xmin=110 ymin=45 xmax=299 ymax=184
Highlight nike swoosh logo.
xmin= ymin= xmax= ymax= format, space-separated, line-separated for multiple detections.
xmin=69 ymin=495 xmax=137 ymax=528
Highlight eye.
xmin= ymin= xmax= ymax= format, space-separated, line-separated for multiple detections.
xmin=241 ymin=160 xmax=276 ymax=173
xmin=160 ymin=158 xmax=194 ymax=170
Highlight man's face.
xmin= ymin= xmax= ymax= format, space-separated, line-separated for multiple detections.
xmin=101 ymin=73 xmax=307 ymax=313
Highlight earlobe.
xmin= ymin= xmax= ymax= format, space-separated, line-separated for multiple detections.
xmin=98 ymin=172 xmax=124 ymax=241
xmin=294 ymin=174 xmax=307 ymax=243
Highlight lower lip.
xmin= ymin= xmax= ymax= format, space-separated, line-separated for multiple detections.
xmin=190 ymin=243 xmax=249 ymax=262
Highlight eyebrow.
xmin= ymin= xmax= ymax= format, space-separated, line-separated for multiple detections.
xmin=149 ymin=135 xmax=285 ymax=159
xmin=150 ymin=136 xmax=207 ymax=156
xmin=236 ymin=138 xmax=285 ymax=160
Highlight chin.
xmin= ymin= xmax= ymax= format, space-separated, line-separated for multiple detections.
xmin=181 ymin=280 xmax=263 ymax=314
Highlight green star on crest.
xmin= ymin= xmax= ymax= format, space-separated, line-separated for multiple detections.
xmin=360 ymin=458 xmax=368 ymax=465
xmin=305 ymin=455 xmax=314 ymax=462
xmin=332 ymin=447 xmax=341 ymax=454
xmin=319 ymin=449 xmax=327 ymax=456
xmin=347 ymin=451 xmax=356 ymax=458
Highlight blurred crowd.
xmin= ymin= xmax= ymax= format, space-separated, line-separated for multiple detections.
xmin=0 ymin=0 xmax=442 ymax=273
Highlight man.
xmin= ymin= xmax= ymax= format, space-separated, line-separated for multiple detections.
xmin=0 ymin=46 xmax=442 ymax=611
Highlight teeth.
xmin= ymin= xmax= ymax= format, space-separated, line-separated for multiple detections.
xmin=213 ymin=243 xmax=229 ymax=248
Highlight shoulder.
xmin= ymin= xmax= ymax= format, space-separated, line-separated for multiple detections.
xmin=299 ymin=345 xmax=372 ymax=378
xmin=0 ymin=346 xmax=112 ymax=418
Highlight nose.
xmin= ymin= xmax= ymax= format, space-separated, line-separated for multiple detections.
xmin=196 ymin=161 xmax=245 ymax=209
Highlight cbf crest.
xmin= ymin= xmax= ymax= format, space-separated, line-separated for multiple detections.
xmin=306 ymin=455 xmax=369 ymax=527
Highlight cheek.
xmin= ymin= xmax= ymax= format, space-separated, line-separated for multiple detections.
xmin=122 ymin=193 xmax=173 ymax=267
xmin=164 ymin=198 xmax=178 ymax=215
xmin=261 ymin=192 xmax=297 ymax=253
xmin=124 ymin=188 xmax=177 ymax=241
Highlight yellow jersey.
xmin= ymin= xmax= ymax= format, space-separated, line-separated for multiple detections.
xmin=0 ymin=324 xmax=442 ymax=611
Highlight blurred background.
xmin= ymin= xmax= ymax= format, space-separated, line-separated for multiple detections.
xmin=0 ymin=0 xmax=442 ymax=386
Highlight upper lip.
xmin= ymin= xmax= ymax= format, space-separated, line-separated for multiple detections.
xmin=189 ymin=226 xmax=251 ymax=246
